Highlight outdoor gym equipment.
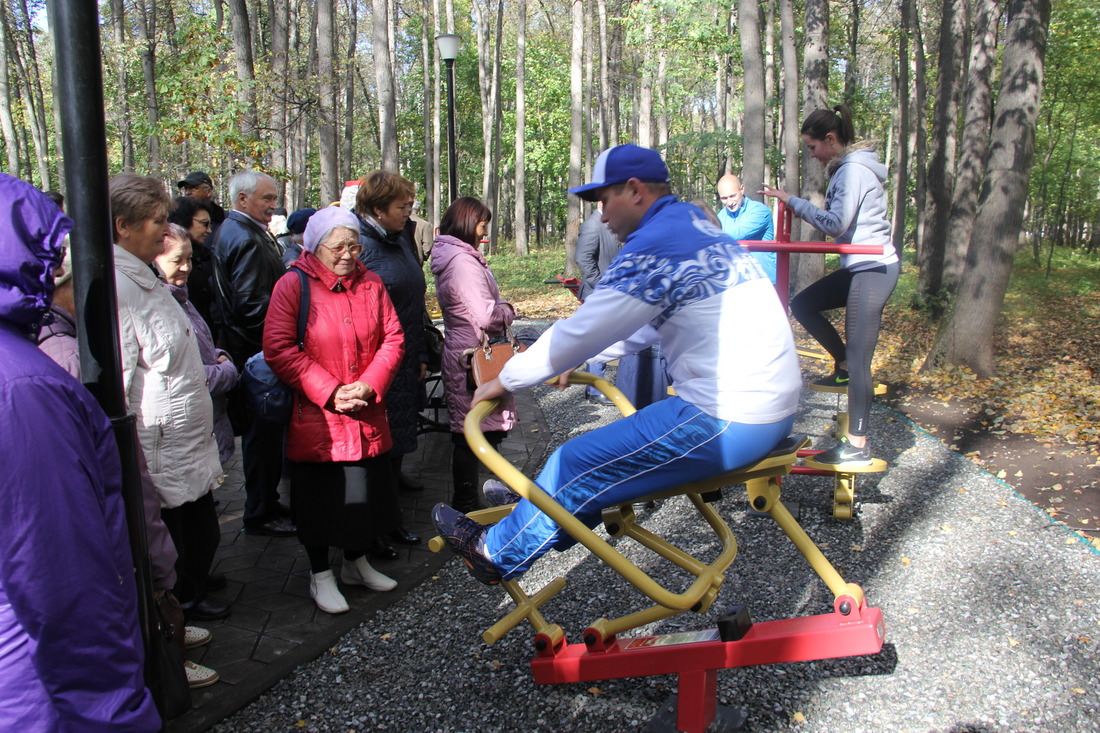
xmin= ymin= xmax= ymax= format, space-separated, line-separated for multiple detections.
xmin=430 ymin=372 xmax=885 ymax=733
xmin=741 ymin=201 xmax=890 ymax=518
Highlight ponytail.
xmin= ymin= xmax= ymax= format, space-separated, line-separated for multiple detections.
xmin=801 ymin=103 xmax=855 ymax=146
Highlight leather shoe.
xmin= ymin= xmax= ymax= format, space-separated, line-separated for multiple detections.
xmin=388 ymin=527 xmax=421 ymax=545
xmin=398 ymin=474 xmax=425 ymax=492
xmin=586 ymin=392 xmax=615 ymax=407
xmin=183 ymin=597 xmax=232 ymax=622
xmin=244 ymin=518 xmax=297 ymax=537
xmin=371 ymin=538 xmax=399 ymax=561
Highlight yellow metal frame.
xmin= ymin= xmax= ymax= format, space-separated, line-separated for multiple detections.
xmin=804 ymin=382 xmax=889 ymax=517
xmin=431 ymin=372 xmax=869 ymax=645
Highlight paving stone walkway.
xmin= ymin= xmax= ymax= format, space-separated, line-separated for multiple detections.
xmin=167 ymin=391 xmax=550 ymax=732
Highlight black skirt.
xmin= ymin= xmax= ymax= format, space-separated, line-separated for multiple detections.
xmin=290 ymin=456 xmax=401 ymax=549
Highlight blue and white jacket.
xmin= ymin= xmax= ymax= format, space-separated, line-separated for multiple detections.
xmin=500 ymin=197 xmax=801 ymax=424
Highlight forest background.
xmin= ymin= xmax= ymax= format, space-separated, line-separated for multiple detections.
xmin=0 ymin=0 xmax=1092 ymax=370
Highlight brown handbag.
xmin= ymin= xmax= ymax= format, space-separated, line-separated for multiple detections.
xmin=465 ymin=326 xmax=526 ymax=387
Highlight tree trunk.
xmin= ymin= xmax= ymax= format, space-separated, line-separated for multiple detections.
xmin=792 ymin=0 xmax=829 ymax=296
xmin=514 ymin=0 xmax=528 ymax=256
xmin=597 ymin=0 xmax=610 ymax=150
xmin=909 ymin=0 xmax=927 ymax=261
xmin=431 ymin=0 xmax=442 ymax=222
xmin=917 ymin=0 xmax=968 ymax=309
xmin=270 ymin=0 xmax=289 ymax=195
xmin=4 ymin=12 xmax=48 ymax=186
xmin=608 ymin=0 xmax=622 ymax=146
xmin=779 ymin=0 xmax=799 ymax=237
xmin=738 ymin=0 xmax=765 ymax=198
xmin=924 ymin=0 xmax=1051 ymax=377
xmin=763 ymin=0 xmax=775 ymax=186
xmin=372 ymin=0 xmax=398 ymax=169
xmin=15 ymin=0 xmax=51 ymax=186
xmin=844 ymin=0 xmax=860 ymax=105
xmin=487 ymin=0 xmax=504 ymax=251
xmin=317 ymin=0 xmax=339 ymax=204
xmin=565 ymin=0 xmax=583 ymax=277
xmin=638 ymin=21 xmax=653 ymax=148
xmin=657 ymin=47 xmax=668 ymax=148
xmin=943 ymin=0 xmax=1000 ymax=292
xmin=475 ymin=0 xmax=492 ymax=197
xmin=133 ymin=1 xmax=161 ymax=175
xmin=891 ymin=0 xmax=911 ymax=259
xmin=0 ymin=7 xmax=22 ymax=176
xmin=345 ymin=2 xmax=358 ymax=181
xmin=226 ymin=0 xmax=259 ymax=144
xmin=418 ymin=0 xmax=432 ymax=222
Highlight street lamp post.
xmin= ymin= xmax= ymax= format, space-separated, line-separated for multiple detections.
xmin=435 ymin=33 xmax=461 ymax=203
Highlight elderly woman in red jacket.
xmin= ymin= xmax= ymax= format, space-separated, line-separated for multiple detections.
xmin=264 ymin=206 xmax=405 ymax=614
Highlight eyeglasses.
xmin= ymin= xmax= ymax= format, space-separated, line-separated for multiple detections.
xmin=319 ymin=241 xmax=364 ymax=257
xmin=193 ymin=219 xmax=211 ymax=228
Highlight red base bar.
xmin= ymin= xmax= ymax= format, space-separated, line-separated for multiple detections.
xmin=530 ymin=606 xmax=885 ymax=685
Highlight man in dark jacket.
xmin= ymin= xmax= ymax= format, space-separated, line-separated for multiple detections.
xmin=573 ymin=205 xmax=622 ymax=405
xmin=210 ymin=170 xmax=296 ymax=537
xmin=0 ymin=173 xmax=161 ymax=731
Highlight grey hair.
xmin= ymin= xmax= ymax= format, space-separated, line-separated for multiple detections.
xmin=228 ymin=170 xmax=276 ymax=201
xmin=166 ymin=222 xmax=191 ymax=244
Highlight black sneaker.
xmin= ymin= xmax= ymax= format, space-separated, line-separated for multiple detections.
xmin=431 ymin=503 xmax=502 ymax=585
xmin=813 ymin=438 xmax=873 ymax=467
xmin=480 ymin=479 xmax=522 ymax=508
xmin=812 ymin=370 xmax=850 ymax=388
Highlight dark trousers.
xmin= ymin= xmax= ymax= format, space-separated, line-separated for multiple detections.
xmin=451 ymin=430 xmax=505 ymax=509
xmin=790 ymin=261 xmax=899 ymax=437
xmin=242 ymin=416 xmax=287 ymax=525
xmin=161 ymin=491 xmax=220 ymax=604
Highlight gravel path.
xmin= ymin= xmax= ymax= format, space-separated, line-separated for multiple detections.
xmin=218 ymin=375 xmax=1100 ymax=732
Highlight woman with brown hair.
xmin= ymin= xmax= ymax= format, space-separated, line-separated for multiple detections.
xmin=354 ymin=171 xmax=427 ymax=552
xmin=430 ymin=196 xmax=517 ymax=512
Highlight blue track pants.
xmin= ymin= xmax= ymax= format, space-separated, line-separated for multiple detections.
xmin=484 ymin=396 xmax=795 ymax=580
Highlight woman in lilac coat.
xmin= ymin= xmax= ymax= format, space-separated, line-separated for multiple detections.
xmin=430 ymin=197 xmax=517 ymax=512
xmin=157 ymin=224 xmax=238 ymax=464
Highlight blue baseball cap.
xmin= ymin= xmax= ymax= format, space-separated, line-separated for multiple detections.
xmin=569 ymin=144 xmax=670 ymax=201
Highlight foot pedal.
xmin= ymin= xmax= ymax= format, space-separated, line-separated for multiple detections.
xmin=717 ymin=605 xmax=753 ymax=642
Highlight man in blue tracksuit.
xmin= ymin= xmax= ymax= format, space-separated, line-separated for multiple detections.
xmin=433 ymin=144 xmax=801 ymax=584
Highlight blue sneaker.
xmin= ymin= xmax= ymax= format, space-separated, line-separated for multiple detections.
xmin=480 ymin=479 xmax=522 ymax=508
xmin=431 ymin=503 xmax=502 ymax=585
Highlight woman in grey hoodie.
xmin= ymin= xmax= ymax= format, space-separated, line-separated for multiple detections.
xmin=762 ymin=104 xmax=899 ymax=466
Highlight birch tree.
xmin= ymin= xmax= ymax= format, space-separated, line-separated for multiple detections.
xmin=514 ymin=0 xmax=529 ymax=255
xmin=925 ymin=0 xmax=1052 ymax=376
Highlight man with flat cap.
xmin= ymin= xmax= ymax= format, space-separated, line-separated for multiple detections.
xmin=432 ymin=144 xmax=801 ymax=585
xmin=179 ymin=170 xmax=226 ymax=235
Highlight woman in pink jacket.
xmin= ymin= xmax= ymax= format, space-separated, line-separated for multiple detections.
xmin=430 ymin=197 xmax=518 ymax=513
xmin=265 ymin=206 xmax=406 ymax=614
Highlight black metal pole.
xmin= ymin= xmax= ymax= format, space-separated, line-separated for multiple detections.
xmin=445 ymin=58 xmax=458 ymax=203
xmin=46 ymin=0 xmax=164 ymax=721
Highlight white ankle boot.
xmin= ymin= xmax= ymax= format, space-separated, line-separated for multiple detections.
xmin=340 ymin=555 xmax=397 ymax=592
xmin=309 ymin=570 xmax=349 ymax=614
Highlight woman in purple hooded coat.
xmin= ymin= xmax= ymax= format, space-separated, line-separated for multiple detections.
xmin=0 ymin=173 xmax=160 ymax=731
xmin=429 ymin=197 xmax=518 ymax=512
